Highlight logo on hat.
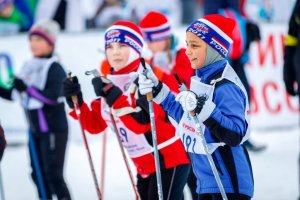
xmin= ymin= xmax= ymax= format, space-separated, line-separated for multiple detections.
xmin=106 ymin=30 xmax=121 ymax=39
xmin=192 ymin=23 xmax=209 ymax=35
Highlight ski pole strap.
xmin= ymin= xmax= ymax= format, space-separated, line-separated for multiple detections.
xmin=173 ymin=73 xmax=187 ymax=92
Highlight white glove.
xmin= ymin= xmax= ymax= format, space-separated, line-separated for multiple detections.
xmin=175 ymin=91 xmax=198 ymax=112
xmin=176 ymin=90 xmax=216 ymax=121
xmin=138 ymin=63 xmax=159 ymax=95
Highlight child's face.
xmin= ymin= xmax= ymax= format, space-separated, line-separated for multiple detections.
xmin=106 ymin=42 xmax=130 ymax=71
xmin=185 ymin=32 xmax=207 ymax=69
xmin=30 ymin=35 xmax=53 ymax=57
xmin=147 ymin=39 xmax=169 ymax=53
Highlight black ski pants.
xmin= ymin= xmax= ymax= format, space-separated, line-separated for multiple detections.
xmin=198 ymin=193 xmax=251 ymax=200
xmin=29 ymin=131 xmax=71 ymax=200
xmin=137 ymin=164 xmax=190 ymax=200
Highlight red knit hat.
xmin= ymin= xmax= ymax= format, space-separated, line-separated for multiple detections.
xmin=186 ymin=14 xmax=235 ymax=57
xmin=104 ymin=20 xmax=144 ymax=54
xmin=139 ymin=11 xmax=172 ymax=42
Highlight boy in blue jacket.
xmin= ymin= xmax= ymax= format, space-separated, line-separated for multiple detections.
xmin=138 ymin=14 xmax=254 ymax=200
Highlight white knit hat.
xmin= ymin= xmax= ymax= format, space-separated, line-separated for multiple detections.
xmin=29 ymin=19 xmax=60 ymax=46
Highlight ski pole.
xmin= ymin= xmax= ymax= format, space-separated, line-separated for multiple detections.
xmin=173 ymin=73 xmax=228 ymax=200
xmin=108 ymin=111 xmax=140 ymax=200
xmin=140 ymin=58 xmax=164 ymax=200
xmin=28 ymin=129 xmax=47 ymax=200
xmin=23 ymin=96 xmax=47 ymax=199
xmin=85 ymin=69 xmax=140 ymax=200
xmin=68 ymin=73 xmax=102 ymax=200
xmin=191 ymin=113 xmax=227 ymax=200
xmin=0 ymin=165 xmax=5 ymax=200
xmin=100 ymin=130 xmax=107 ymax=199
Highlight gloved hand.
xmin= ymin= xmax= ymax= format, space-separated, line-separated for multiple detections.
xmin=13 ymin=77 xmax=27 ymax=92
xmin=91 ymin=76 xmax=122 ymax=106
xmin=61 ymin=76 xmax=83 ymax=109
xmin=175 ymin=90 xmax=208 ymax=114
xmin=138 ymin=63 xmax=159 ymax=95
xmin=283 ymin=46 xmax=297 ymax=96
xmin=91 ymin=76 xmax=114 ymax=97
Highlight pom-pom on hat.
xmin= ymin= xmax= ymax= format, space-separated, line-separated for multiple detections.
xmin=186 ymin=14 xmax=235 ymax=57
xmin=29 ymin=19 xmax=60 ymax=47
xmin=139 ymin=11 xmax=172 ymax=42
xmin=0 ymin=0 xmax=13 ymax=12
xmin=104 ymin=21 xmax=144 ymax=55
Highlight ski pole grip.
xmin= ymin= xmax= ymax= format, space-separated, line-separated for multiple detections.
xmin=140 ymin=58 xmax=153 ymax=102
xmin=190 ymin=111 xmax=196 ymax=117
xmin=174 ymin=73 xmax=187 ymax=92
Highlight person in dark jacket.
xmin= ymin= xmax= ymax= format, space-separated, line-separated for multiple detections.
xmin=283 ymin=1 xmax=300 ymax=199
xmin=0 ymin=19 xmax=71 ymax=200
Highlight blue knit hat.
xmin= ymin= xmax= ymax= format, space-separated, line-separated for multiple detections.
xmin=186 ymin=14 xmax=235 ymax=57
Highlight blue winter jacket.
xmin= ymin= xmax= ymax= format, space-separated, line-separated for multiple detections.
xmin=160 ymin=59 xmax=254 ymax=197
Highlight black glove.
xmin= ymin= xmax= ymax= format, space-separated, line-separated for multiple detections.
xmin=283 ymin=46 xmax=297 ymax=96
xmin=91 ymin=76 xmax=122 ymax=107
xmin=195 ymin=95 xmax=208 ymax=114
xmin=62 ymin=76 xmax=83 ymax=109
xmin=13 ymin=78 xmax=27 ymax=92
xmin=65 ymin=94 xmax=83 ymax=109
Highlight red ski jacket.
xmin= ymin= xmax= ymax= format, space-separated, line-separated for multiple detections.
xmin=70 ymin=59 xmax=189 ymax=176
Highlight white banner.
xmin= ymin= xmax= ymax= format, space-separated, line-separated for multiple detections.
xmin=246 ymin=23 xmax=299 ymax=130
xmin=0 ymin=24 xmax=298 ymax=132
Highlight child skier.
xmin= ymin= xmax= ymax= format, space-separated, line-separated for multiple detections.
xmin=139 ymin=10 xmax=198 ymax=199
xmin=138 ymin=14 xmax=254 ymax=200
xmin=62 ymin=21 xmax=190 ymax=200
xmin=0 ymin=19 xmax=71 ymax=199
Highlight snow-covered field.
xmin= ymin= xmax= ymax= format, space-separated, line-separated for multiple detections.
xmin=1 ymin=125 xmax=299 ymax=200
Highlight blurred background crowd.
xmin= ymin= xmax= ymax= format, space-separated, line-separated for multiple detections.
xmin=0 ymin=0 xmax=296 ymax=35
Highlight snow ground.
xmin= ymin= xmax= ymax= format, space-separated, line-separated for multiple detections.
xmin=1 ymin=127 xmax=299 ymax=200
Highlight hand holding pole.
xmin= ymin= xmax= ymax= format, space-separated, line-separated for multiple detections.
xmin=68 ymin=72 xmax=102 ymax=200
xmin=140 ymin=58 xmax=164 ymax=200
xmin=173 ymin=73 xmax=228 ymax=200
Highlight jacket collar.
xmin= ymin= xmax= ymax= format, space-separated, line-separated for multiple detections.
xmin=195 ymin=59 xmax=227 ymax=83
